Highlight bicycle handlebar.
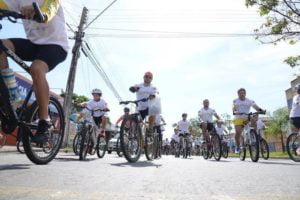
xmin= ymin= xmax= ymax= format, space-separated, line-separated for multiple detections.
xmin=84 ymin=107 xmax=110 ymax=112
xmin=119 ymin=98 xmax=148 ymax=105
xmin=233 ymin=110 xmax=266 ymax=116
xmin=0 ymin=2 xmax=45 ymax=23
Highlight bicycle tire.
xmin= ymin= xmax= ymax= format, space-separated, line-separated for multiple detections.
xmin=222 ymin=143 xmax=228 ymax=159
xmin=202 ymin=143 xmax=209 ymax=160
xmin=116 ymin=137 xmax=123 ymax=157
xmin=16 ymin=140 xmax=24 ymax=153
xmin=72 ymin=133 xmax=81 ymax=156
xmin=120 ymin=115 xmax=142 ymax=162
xmin=96 ymin=135 xmax=107 ymax=158
xmin=260 ymin=138 xmax=269 ymax=160
xmin=239 ymin=138 xmax=246 ymax=161
xmin=79 ymin=125 xmax=90 ymax=161
xmin=249 ymin=130 xmax=259 ymax=162
xmin=287 ymin=133 xmax=300 ymax=162
xmin=145 ymin=132 xmax=154 ymax=161
xmin=23 ymin=97 xmax=65 ymax=165
xmin=212 ymin=134 xmax=221 ymax=161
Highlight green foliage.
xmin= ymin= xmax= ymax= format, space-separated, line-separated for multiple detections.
xmin=284 ymin=56 xmax=300 ymax=67
xmin=245 ymin=0 xmax=300 ymax=67
xmin=189 ymin=118 xmax=202 ymax=137
xmin=60 ymin=91 xmax=89 ymax=113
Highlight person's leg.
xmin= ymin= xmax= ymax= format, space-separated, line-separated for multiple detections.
xmin=235 ymin=125 xmax=243 ymax=152
xmin=0 ymin=40 xmax=15 ymax=69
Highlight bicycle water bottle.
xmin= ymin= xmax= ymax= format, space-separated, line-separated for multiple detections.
xmin=0 ymin=68 xmax=21 ymax=110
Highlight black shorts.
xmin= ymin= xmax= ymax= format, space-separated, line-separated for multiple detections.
xmin=139 ymin=108 xmax=149 ymax=120
xmin=200 ymin=122 xmax=215 ymax=132
xmin=291 ymin=117 xmax=300 ymax=129
xmin=93 ymin=116 xmax=103 ymax=128
xmin=10 ymin=38 xmax=67 ymax=71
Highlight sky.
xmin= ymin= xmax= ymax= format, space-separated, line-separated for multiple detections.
xmin=1 ymin=0 xmax=299 ymax=139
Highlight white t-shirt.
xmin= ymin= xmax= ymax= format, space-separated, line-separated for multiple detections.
xmin=4 ymin=0 xmax=69 ymax=52
xmin=233 ymin=98 xmax=256 ymax=118
xmin=198 ymin=108 xmax=217 ymax=123
xmin=290 ymin=95 xmax=300 ymax=118
xmin=216 ymin=126 xmax=225 ymax=136
xmin=86 ymin=99 xmax=108 ymax=117
xmin=257 ymin=119 xmax=265 ymax=130
xmin=171 ymin=134 xmax=180 ymax=143
xmin=178 ymin=120 xmax=190 ymax=134
xmin=136 ymin=83 xmax=157 ymax=111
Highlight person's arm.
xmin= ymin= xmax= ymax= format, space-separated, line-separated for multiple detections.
xmin=40 ymin=0 xmax=60 ymax=22
xmin=115 ymin=116 xmax=123 ymax=125
xmin=129 ymin=84 xmax=139 ymax=93
xmin=161 ymin=116 xmax=166 ymax=125
xmin=214 ymin=110 xmax=221 ymax=120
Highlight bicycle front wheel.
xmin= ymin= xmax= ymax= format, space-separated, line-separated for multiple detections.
xmin=145 ymin=130 xmax=154 ymax=161
xmin=222 ymin=143 xmax=228 ymax=159
xmin=0 ymin=133 xmax=7 ymax=149
xmin=17 ymin=140 xmax=24 ymax=154
xmin=260 ymin=138 xmax=269 ymax=160
xmin=249 ymin=130 xmax=259 ymax=162
xmin=287 ymin=133 xmax=300 ymax=162
xmin=239 ymin=137 xmax=246 ymax=161
xmin=96 ymin=135 xmax=107 ymax=158
xmin=23 ymin=97 xmax=65 ymax=165
xmin=212 ymin=134 xmax=221 ymax=161
xmin=120 ymin=115 xmax=142 ymax=162
xmin=79 ymin=126 xmax=91 ymax=161
xmin=72 ymin=133 xmax=81 ymax=155
xmin=116 ymin=137 xmax=123 ymax=157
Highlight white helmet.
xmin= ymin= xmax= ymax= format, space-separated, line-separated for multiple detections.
xmin=91 ymin=88 xmax=102 ymax=94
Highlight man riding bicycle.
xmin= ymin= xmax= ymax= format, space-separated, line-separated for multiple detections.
xmin=177 ymin=113 xmax=192 ymax=150
xmin=232 ymin=88 xmax=264 ymax=153
xmin=198 ymin=99 xmax=221 ymax=142
xmin=0 ymin=0 xmax=68 ymax=143
xmin=129 ymin=71 xmax=158 ymax=136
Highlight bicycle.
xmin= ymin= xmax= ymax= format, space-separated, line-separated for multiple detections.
xmin=0 ymin=5 xmax=64 ymax=164
xmin=201 ymin=124 xmax=222 ymax=161
xmin=73 ymin=107 xmax=109 ymax=161
xmin=237 ymin=111 xmax=265 ymax=162
xmin=179 ymin=132 xmax=190 ymax=159
xmin=287 ymin=131 xmax=300 ymax=162
xmin=119 ymin=98 xmax=158 ymax=162
xmin=220 ymin=135 xmax=229 ymax=159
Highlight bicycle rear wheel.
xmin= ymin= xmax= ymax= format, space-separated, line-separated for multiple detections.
xmin=212 ymin=134 xmax=221 ymax=161
xmin=287 ymin=133 xmax=300 ymax=162
xmin=23 ymin=97 xmax=65 ymax=165
xmin=202 ymin=142 xmax=209 ymax=160
xmin=249 ymin=130 xmax=259 ymax=162
xmin=260 ymin=138 xmax=269 ymax=160
xmin=96 ymin=135 xmax=107 ymax=158
xmin=79 ymin=126 xmax=91 ymax=161
xmin=120 ymin=115 xmax=142 ymax=162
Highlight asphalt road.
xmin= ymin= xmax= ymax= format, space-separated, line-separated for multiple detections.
xmin=0 ymin=151 xmax=300 ymax=200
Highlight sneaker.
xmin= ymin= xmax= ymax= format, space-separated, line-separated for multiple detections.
xmin=32 ymin=119 xmax=50 ymax=143
xmin=235 ymin=146 xmax=240 ymax=154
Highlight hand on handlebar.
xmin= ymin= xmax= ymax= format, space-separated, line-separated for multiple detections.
xmin=20 ymin=5 xmax=35 ymax=20
xmin=129 ymin=86 xmax=139 ymax=93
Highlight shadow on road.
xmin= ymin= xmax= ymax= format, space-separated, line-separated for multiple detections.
xmin=208 ymin=159 xmax=230 ymax=162
xmin=55 ymin=157 xmax=97 ymax=162
xmin=257 ymin=161 xmax=299 ymax=166
xmin=0 ymin=164 xmax=31 ymax=171
xmin=110 ymin=161 xmax=162 ymax=168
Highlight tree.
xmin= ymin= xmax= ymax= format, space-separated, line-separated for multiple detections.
xmin=265 ymin=107 xmax=289 ymax=152
xmin=189 ymin=118 xmax=202 ymax=137
xmin=245 ymin=0 xmax=300 ymax=67
xmin=60 ymin=91 xmax=89 ymax=113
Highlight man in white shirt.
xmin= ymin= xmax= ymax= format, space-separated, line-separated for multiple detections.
xmin=0 ymin=0 xmax=69 ymax=143
xmin=198 ymin=99 xmax=220 ymax=142
xmin=129 ymin=72 xmax=158 ymax=135
xmin=232 ymin=88 xmax=264 ymax=153
xmin=290 ymin=84 xmax=300 ymax=156
xmin=177 ymin=113 xmax=192 ymax=149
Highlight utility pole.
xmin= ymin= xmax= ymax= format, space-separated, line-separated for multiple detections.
xmin=63 ymin=7 xmax=88 ymax=146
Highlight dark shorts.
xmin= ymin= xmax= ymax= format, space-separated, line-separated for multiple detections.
xmin=10 ymin=38 xmax=67 ymax=71
xmin=290 ymin=117 xmax=300 ymax=129
xmin=200 ymin=122 xmax=215 ymax=132
xmin=139 ymin=108 xmax=149 ymax=120
xmin=93 ymin=116 xmax=103 ymax=128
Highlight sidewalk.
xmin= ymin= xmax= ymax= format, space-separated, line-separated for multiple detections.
xmin=0 ymin=145 xmax=18 ymax=153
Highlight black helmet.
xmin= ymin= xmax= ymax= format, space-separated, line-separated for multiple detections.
xmin=124 ymin=107 xmax=130 ymax=112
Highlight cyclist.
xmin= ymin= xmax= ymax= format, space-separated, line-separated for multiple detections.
xmin=129 ymin=71 xmax=158 ymax=135
xmin=232 ymin=88 xmax=264 ymax=153
xmin=177 ymin=113 xmax=192 ymax=150
xmin=78 ymin=89 xmax=109 ymax=149
xmin=171 ymin=128 xmax=180 ymax=153
xmin=115 ymin=107 xmax=130 ymax=126
xmin=215 ymin=121 xmax=228 ymax=140
xmin=154 ymin=114 xmax=166 ymax=143
xmin=198 ymin=99 xmax=221 ymax=142
xmin=163 ymin=138 xmax=170 ymax=154
xmin=0 ymin=0 xmax=69 ymax=143
xmin=289 ymin=84 xmax=300 ymax=155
